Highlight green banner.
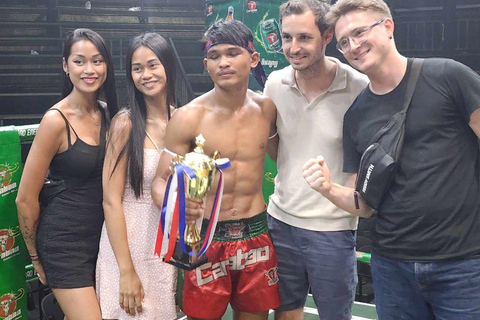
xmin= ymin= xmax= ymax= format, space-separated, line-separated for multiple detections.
xmin=15 ymin=125 xmax=38 ymax=144
xmin=25 ymin=265 xmax=37 ymax=283
xmin=205 ymin=0 xmax=288 ymax=75
xmin=0 ymin=126 xmax=27 ymax=320
xmin=0 ymin=274 xmax=25 ymax=320
xmin=243 ymin=0 xmax=288 ymax=75
xmin=262 ymin=155 xmax=276 ymax=205
xmin=205 ymin=0 xmax=242 ymax=29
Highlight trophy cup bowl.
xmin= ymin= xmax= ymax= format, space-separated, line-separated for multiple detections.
xmin=168 ymin=134 xmax=218 ymax=270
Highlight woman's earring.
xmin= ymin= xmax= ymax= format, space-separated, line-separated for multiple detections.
xmin=66 ymin=72 xmax=70 ymax=78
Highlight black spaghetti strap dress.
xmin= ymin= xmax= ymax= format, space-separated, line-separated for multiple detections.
xmin=36 ymin=107 xmax=106 ymax=288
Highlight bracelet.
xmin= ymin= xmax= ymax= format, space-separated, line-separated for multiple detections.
xmin=30 ymin=256 xmax=39 ymax=261
xmin=29 ymin=253 xmax=38 ymax=257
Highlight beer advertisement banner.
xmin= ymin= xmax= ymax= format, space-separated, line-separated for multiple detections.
xmin=205 ymin=0 xmax=243 ymax=27
xmin=205 ymin=0 xmax=288 ymax=75
xmin=243 ymin=0 xmax=288 ymax=75
xmin=0 ymin=127 xmax=27 ymax=320
xmin=0 ymin=275 xmax=25 ymax=320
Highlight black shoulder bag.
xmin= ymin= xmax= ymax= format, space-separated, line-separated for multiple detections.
xmin=354 ymin=59 xmax=424 ymax=211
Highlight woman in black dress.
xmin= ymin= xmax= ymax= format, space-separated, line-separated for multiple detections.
xmin=16 ymin=28 xmax=118 ymax=319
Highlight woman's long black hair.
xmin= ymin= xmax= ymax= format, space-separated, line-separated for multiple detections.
xmin=116 ymin=32 xmax=177 ymax=198
xmin=61 ymin=28 xmax=118 ymax=120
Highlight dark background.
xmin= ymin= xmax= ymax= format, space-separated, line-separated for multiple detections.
xmin=1 ymin=0 xmax=479 ymax=126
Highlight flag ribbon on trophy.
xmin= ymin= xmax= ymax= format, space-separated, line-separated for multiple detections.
xmin=196 ymin=160 xmax=229 ymax=257
xmin=154 ymin=160 xmax=231 ymax=261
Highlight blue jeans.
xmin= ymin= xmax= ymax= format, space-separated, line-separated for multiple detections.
xmin=267 ymin=215 xmax=357 ymax=320
xmin=371 ymin=251 xmax=480 ymax=320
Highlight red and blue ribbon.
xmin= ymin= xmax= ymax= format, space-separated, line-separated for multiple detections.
xmin=154 ymin=160 xmax=231 ymax=262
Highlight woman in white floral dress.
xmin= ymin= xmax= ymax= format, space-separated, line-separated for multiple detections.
xmin=96 ymin=32 xmax=178 ymax=319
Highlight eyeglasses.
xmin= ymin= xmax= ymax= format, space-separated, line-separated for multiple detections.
xmin=336 ymin=19 xmax=385 ymax=54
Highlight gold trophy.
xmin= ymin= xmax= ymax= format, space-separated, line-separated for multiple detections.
xmin=168 ymin=134 xmax=220 ymax=270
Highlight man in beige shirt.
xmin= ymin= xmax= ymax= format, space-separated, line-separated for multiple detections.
xmin=264 ymin=0 xmax=368 ymax=319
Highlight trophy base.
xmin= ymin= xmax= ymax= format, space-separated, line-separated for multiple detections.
xmin=163 ymin=241 xmax=208 ymax=270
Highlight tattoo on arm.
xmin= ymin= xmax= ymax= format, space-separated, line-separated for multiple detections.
xmin=20 ymin=215 xmax=38 ymax=248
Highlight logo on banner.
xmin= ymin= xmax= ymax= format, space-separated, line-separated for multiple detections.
xmin=0 ymin=289 xmax=24 ymax=320
xmin=0 ymin=163 xmax=19 ymax=197
xmin=247 ymin=1 xmax=257 ymax=13
xmin=267 ymin=33 xmax=278 ymax=45
xmin=0 ymin=228 xmax=21 ymax=261
xmin=261 ymin=58 xmax=279 ymax=68
xmin=206 ymin=5 xmax=213 ymax=16
xmin=265 ymin=266 xmax=279 ymax=286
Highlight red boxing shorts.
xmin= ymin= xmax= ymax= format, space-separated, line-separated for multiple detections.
xmin=183 ymin=211 xmax=280 ymax=318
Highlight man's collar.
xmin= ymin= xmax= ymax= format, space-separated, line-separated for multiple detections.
xmin=328 ymin=57 xmax=347 ymax=92
xmin=281 ymin=66 xmax=297 ymax=87
xmin=281 ymin=57 xmax=347 ymax=92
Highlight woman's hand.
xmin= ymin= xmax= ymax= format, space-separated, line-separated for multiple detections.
xmin=119 ymin=269 xmax=145 ymax=316
xmin=32 ymin=259 xmax=47 ymax=285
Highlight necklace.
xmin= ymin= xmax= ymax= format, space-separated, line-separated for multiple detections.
xmin=148 ymin=116 xmax=167 ymax=132
xmin=88 ymin=109 xmax=100 ymax=127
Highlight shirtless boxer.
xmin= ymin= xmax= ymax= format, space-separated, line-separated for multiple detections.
xmin=152 ymin=20 xmax=280 ymax=320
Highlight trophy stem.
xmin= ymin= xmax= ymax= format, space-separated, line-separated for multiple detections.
xmin=185 ymin=224 xmax=202 ymax=246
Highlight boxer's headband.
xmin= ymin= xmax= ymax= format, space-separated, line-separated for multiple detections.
xmin=204 ymin=40 xmax=267 ymax=88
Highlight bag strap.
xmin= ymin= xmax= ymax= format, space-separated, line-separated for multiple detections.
xmin=366 ymin=58 xmax=424 ymax=146
xmin=401 ymin=58 xmax=424 ymax=114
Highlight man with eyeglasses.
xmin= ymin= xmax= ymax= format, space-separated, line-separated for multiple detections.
xmin=335 ymin=19 xmax=384 ymax=55
xmin=303 ymin=0 xmax=480 ymax=319
xmin=263 ymin=0 xmax=368 ymax=319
